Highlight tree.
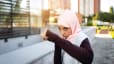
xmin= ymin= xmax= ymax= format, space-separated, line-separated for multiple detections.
xmin=94 ymin=12 xmax=114 ymax=23
xmin=92 ymin=6 xmax=114 ymax=23
xmin=109 ymin=6 xmax=114 ymax=14
xmin=109 ymin=6 xmax=114 ymax=23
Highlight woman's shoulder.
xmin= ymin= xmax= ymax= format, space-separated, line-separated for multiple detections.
xmin=76 ymin=32 xmax=88 ymax=42
xmin=70 ymin=32 xmax=88 ymax=46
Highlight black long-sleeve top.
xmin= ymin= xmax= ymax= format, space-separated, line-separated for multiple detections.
xmin=46 ymin=30 xmax=94 ymax=64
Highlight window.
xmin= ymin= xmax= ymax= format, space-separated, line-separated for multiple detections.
xmin=0 ymin=0 xmax=40 ymax=39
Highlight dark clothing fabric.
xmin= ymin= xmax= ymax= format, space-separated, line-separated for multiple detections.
xmin=54 ymin=45 xmax=62 ymax=64
xmin=46 ymin=30 xmax=94 ymax=64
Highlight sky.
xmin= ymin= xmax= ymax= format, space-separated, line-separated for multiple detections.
xmin=100 ymin=0 xmax=114 ymax=12
xmin=71 ymin=0 xmax=78 ymax=12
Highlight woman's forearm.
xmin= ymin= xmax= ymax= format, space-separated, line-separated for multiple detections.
xmin=46 ymin=30 xmax=93 ymax=64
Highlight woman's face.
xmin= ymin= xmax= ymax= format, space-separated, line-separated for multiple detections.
xmin=58 ymin=25 xmax=72 ymax=39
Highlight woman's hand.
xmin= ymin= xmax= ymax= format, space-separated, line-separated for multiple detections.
xmin=40 ymin=28 xmax=48 ymax=40
xmin=41 ymin=28 xmax=60 ymax=41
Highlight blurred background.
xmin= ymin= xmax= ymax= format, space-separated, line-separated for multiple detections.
xmin=0 ymin=0 xmax=114 ymax=64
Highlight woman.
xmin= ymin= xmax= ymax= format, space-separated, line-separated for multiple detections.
xmin=41 ymin=10 xmax=94 ymax=64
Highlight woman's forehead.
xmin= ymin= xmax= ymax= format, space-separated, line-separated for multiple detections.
xmin=58 ymin=25 xmax=70 ymax=28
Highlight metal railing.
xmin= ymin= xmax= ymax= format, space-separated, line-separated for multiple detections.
xmin=0 ymin=0 xmax=40 ymax=39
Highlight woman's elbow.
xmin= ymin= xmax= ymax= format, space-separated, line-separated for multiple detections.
xmin=85 ymin=50 xmax=94 ymax=64
xmin=89 ymin=50 xmax=94 ymax=63
xmin=81 ymin=50 xmax=94 ymax=64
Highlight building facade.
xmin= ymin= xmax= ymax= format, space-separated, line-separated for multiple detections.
xmin=78 ymin=0 xmax=100 ymax=17
xmin=48 ymin=0 xmax=70 ymax=10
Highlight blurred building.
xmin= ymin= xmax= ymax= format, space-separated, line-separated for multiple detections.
xmin=78 ymin=0 xmax=100 ymax=17
xmin=48 ymin=0 xmax=70 ymax=10
xmin=48 ymin=0 xmax=71 ymax=24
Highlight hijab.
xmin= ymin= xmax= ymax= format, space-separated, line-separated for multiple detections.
xmin=57 ymin=10 xmax=81 ymax=41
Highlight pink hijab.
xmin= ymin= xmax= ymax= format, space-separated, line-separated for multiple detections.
xmin=57 ymin=10 xmax=81 ymax=41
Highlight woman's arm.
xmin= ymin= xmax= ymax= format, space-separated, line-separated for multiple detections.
xmin=46 ymin=30 xmax=94 ymax=64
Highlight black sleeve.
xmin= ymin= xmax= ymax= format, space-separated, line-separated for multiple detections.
xmin=54 ymin=45 xmax=62 ymax=64
xmin=46 ymin=30 xmax=94 ymax=64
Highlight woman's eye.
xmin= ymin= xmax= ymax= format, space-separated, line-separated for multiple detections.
xmin=63 ymin=27 xmax=69 ymax=30
xmin=58 ymin=26 xmax=69 ymax=31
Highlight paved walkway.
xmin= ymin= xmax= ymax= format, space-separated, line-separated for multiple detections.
xmin=92 ymin=34 xmax=114 ymax=64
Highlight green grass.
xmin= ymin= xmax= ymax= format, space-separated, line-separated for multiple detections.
xmin=97 ymin=26 xmax=110 ymax=30
xmin=109 ymin=30 xmax=114 ymax=39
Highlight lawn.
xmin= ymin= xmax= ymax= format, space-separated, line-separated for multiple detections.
xmin=109 ymin=30 xmax=114 ymax=39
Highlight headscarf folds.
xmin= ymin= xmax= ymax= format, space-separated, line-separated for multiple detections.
xmin=57 ymin=10 xmax=81 ymax=41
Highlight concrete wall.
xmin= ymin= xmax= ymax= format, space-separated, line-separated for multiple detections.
xmin=82 ymin=26 xmax=96 ymax=43
xmin=0 ymin=35 xmax=42 ymax=54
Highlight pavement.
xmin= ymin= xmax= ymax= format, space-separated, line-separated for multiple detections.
xmin=92 ymin=34 xmax=114 ymax=64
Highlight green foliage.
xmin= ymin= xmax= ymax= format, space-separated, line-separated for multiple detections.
xmin=92 ymin=13 xmax=99 ymax=21
xmin=109 ymin=6 xmax=114 ymax=14
xmin=93 ymin=6 xmax=114 ymax=23
xmin=54 ymin=18 xmax=57 ymax=23
xmin=93 ymin=12 xmax=114 ymax=23
xmin=87 ymin=16 xmax=93 ymax=21
xmin=87 ymin=20 xmax=92 ymax=26
xmin=110 ymin=28 xmax=114 ymax=39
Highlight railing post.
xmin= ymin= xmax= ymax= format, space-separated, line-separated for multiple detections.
xmin=27 ymin=0 xmax=31 ymax=35
xmin=9 ymin=0 xmax=13 ymax=32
